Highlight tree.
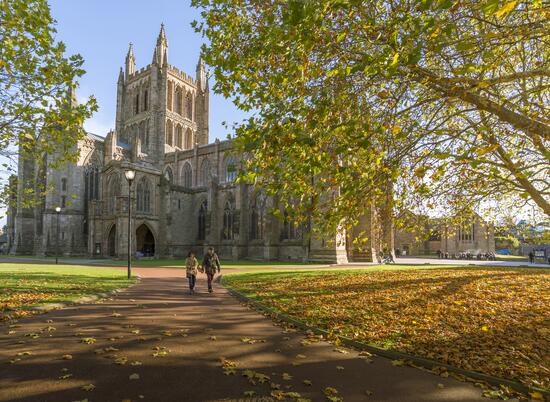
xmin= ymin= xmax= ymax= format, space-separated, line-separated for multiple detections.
xmin=193 ymin=0 xmax=549 ymax=242
xmin=0 ymin=0 xmax=97 ymax=207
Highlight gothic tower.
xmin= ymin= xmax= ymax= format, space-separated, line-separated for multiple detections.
xmin=113 ymin=24 xmax=209 ymax=168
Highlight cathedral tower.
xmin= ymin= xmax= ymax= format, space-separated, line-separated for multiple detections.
xmin=113 ymin=24 xmax=209 ymax=167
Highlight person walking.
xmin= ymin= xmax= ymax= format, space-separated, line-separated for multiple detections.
xmin=185 ymin=251 xmax=200 ymax=294
xmin=202 ymin=247 xmax=221 ymax=293
xmin=528 ymin=250 xmax=534 ymax=264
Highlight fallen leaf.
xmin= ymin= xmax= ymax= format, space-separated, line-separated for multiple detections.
xmin=62 ymin=354 xmax=73 ymax=360
xmin=81 ymin=384 xmax=95 ymax=391
xmin=129 ymin=373 xmax=140 ymax=380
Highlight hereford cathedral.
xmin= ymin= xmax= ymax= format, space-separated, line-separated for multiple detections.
xmin=6 ymin=26 xmax=495 ymax=262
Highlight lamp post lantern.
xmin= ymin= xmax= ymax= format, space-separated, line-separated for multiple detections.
xmin=55 ymin=206 xmax=61 ymax=264
xmin=124 ymin=169 xmax=136 ymax=279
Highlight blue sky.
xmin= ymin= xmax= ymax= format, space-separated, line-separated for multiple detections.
xmin=49 ymin=0 xmax=248 ymax=139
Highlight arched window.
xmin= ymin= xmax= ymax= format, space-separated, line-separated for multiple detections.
xmin=186 ymin=92 xmax=193 ymax=120
xmin=165 ymin=120 xmax=173 ymax=146
xmin=108 ymin=174 xmax=121 ymax=214
xmin=224 ymin=156 xmax=237 ymax=183
xmin=250 ymin=193 xmax=266 ymax=240
xmin=137 ymin=177 xmax=152 ymax=213
xmin=167 ymin=81 xmax=173 ymax=111
xmin=143 ymin=89 xmax=148 ymax=111
xmin=198 ymin=200 xmax=207 ymax=240
xmin=182 ymin=162 xmax=192 ymax=188
xmin=85 ymin=166 xmax=100 ymax=201
xmin=223 ymin=200 xmax=235 ymax=240
xmin=134 ymin=93 xmax=139 ymax=115
xmin=282 ymin=209 xmax=301 ymax=240
xmin=184 ymin=128 xmax=193 ymax=149
xmin=200 ymin=159 xmax=210 ymax=186
xmin=164 ymin=167 xmax=173 ymax=184
xmin=175 ymin=125 xmax=183 ymax=148
xmin=175 ymin=87 xmax=183 ymax=115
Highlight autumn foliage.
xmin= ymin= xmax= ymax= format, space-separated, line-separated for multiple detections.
xmin=225 ymin=266 xmax=550 ymax=391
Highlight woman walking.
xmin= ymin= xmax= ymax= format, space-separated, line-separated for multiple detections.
xmin=185 ymin=251 xmax=200 ymax=294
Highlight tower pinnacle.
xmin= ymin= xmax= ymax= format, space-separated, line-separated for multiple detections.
xmin=125 ymin=42 xmax=136 ymax=78
xmin=153 ymin=24 xmax=168 ymax=67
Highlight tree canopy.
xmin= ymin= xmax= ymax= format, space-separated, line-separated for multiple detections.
xmin=0 ymin=0 xmax=97 ymax=207
xmin=193 ymin=0 xmax=549 ymax=238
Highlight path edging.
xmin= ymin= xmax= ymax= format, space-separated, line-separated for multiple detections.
xmin=220 ymin=276 xmax=549 ymax=398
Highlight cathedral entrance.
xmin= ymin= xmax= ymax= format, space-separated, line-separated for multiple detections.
xmin=108 ymin=225 xmax=117 ymax=256
xmin=136 ymin=224 xmax=155 ymax=257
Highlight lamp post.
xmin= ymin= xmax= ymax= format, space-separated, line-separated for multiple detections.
xmin=124 ymin=169 xmax=136 ymax=279
xmin=55 ymin=206 xmax=61 ymax=264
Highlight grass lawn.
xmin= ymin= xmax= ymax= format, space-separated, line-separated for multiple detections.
xmin=496 ymin=254 xmax=528 ymax=262
xmin=224 ymin=265 xmax=550 ymax=391
xmin=105 ymin=258 xmax=324 ymax=269
xmin=0 ymin=264 xmax=135 ymax=322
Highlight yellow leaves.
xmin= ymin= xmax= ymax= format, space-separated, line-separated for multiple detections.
xmin=324 ymin=387 xmax=343 ymax=402
xmin=391 ymin=359 xmax=405 ymax=366
xmin=494 ymin=1 xmax=518 ymax=18
xmin=476 ymin=144 xmax=499 ymax=156
xmin=59 ymin=373 xmax=72 ymax=380
xmin=62 ymin=354 xmax=73 ymax=360
xmin=114 ymin=356 xmax=128 ymax=365
xmin=303 ymin=379 xmax=312 ymax=386
xmin=243 ymin=390 xmax=256 ymax=397
xmin=152 ymin=346 xmax=169 ymax=358
xmin=161 ymin=330 xmax=172 ymax=337
xmin=481 ymin=325 xmax=489 ymax=332
xmin=209 ymin=335 xmax=217 ymax=341
xmin=81 ymin=384 xmax=95 ymax=391
xmin=220 ymin=357 xmax=238 ymax=375
xmin=229 ymin=267 xmax=550 ymax=391
xmin=529 ymin=391 xmax=544 ymax=400
xmin=333 ymin=348 xmax=349 ymax=354
xmin=110 ymin=312 xmax=122 ymax=317
xmin=295 ymin=354 xmax=306 ymax=359
xmin=336 ymin=365 xmax=345 ymax=370
xmin=129 ymin=373 xmax=140 ymax=380
xmin=391 ymin=125 xmax=402 ymax=135
xmin=80 ymin=337 xmax=96 ymax=344
xmin=241 ymin=337 xmax=266 ymax=344
xmin=282 ymin=372 xmax=292 ymax=380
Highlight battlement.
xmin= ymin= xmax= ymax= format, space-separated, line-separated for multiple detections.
xmin=167 ymin=65 xmax=197 ymax=86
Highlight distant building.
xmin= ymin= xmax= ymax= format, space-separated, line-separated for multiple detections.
xmin=395 ymin=213 xmax=495 ymax=256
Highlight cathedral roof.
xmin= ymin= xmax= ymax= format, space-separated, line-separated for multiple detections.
xmin=86 ymin=132 xmax=105 ymax=143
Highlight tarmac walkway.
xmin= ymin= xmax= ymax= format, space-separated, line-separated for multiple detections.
xmin=0 ymin=269 xmax=496 ymax=401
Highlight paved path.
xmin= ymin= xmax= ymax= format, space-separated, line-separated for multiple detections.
xmin=0 ymin=270 xmax=498 ymax=402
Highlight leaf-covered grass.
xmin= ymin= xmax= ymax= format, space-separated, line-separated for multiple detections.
xmin=0 ymin=264 xmax=135 ymax=321
xmin=495 ymin=254 xmax=529 ymax=262
xmin=224 ymin=265 xmax=550 ymax=391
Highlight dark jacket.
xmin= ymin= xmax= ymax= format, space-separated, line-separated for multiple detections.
xmin=202 ymin=252 xmax=221 ymax=274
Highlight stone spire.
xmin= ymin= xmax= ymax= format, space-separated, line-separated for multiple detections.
xmin=153 ymin=23 xmax=168 ymax=67
xmin=125 ymin=42 xmax=136 ymax=78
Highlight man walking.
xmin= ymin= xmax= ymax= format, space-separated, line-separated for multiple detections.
xmin=202 ymin=247 xmax=221 ymax=293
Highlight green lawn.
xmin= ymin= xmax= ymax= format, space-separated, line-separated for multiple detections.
xmin=495 ymin=254 xmax=528 ymax=262
xmin=0 ymin=264 xmax=135 ymax=321
xmin=106 ymin=258 xmax=323 ymax=269
xmin=224 ymin=265 xmax=550 ymax=392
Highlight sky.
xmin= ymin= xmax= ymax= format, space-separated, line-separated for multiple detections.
xmin=48 ymin=0 xmax=248 ymax=139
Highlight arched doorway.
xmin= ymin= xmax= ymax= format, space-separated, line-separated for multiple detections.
xmin=136 ymin=224 xmax=155 ymax=257
xmin=108 ymin=225 xmax=116 ymax=257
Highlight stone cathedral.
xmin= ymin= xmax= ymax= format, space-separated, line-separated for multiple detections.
xmin=7 ymin=26 xmax=495 ymax=262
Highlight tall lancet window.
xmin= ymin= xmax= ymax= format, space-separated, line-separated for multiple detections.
xmin=137 ymin=177 xmax=152 ymax=213
xmin=186 ymin=92 xmax=193 ymax=120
